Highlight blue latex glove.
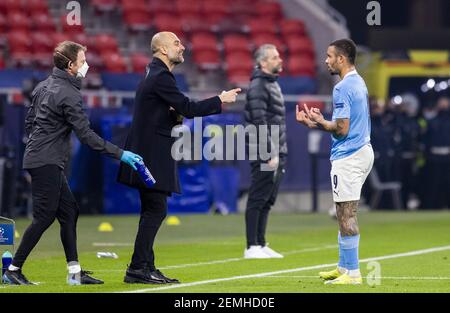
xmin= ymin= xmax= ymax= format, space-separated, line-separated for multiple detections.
xmin=120 ymin=150 xmax=143 ymax=171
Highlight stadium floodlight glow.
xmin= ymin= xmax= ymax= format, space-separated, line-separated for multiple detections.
xmin=439 ymin=81 xmax=448 ymax=91
xmin=421 ymin=84 xmax=428 ymax=93
xmin=426 ymin=79 xmax=435 ymax=89
xmin=393 ymin=95 xmax=402 ymax=105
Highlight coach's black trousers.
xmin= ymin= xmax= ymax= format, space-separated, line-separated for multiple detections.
xmin=245 ymin=159 xmax=285 ymax=248
xmin=130 ymin=188 xmax=168 ymax=271
xmin=13 ymin=165 xmax=79 ymax=268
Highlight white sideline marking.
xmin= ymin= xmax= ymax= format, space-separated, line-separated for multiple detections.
xmin=160 ymin=244 xmax=337 ymax=270
xmin=92 ymin=244 xmax=337 ymax=272
xmin=269 ymin=275 xmax=450 ymax=280
xmin=119 ymin=245 xmax=450 ymax=293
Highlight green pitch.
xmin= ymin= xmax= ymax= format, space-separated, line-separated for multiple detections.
xmin=1 ymin=211 xmax=450 ymax=293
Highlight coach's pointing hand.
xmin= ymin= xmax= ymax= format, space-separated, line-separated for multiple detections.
xmin=219 ymin=88 xmax=241 ymax=103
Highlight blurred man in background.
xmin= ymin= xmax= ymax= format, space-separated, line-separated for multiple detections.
xmin=243 ymin=44 xmax=287 ymax=259
xmin=117 ymin=32 xmax=240 ymax=285
xmin=422 ymin=97 xmax=450 ymax=209
xmin=2 ymin=41 xmax=142 ymax=286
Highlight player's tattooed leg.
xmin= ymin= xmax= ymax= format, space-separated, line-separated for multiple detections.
xmin=336 ymin=201 xmax=359 ymax=236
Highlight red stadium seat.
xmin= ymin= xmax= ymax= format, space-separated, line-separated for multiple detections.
xmin=0 ymin=13 xmax=6 ymax=33
xmin=52 ymin=32 xmax=71 ymax=46
xmin=101 ymin=52 xmax=128 ymax=73
xmin=225 ymin=51 xmax=253 ymax=86
xmin=26 ymin=0 xmax=49 ymax=15
xmin=8 ymin=12 xmax=31 ymax=31
xmin=230 ymin=1 xmax=257 ymax=22
xmin=61 ymin=15 xmax=85 ymax=34
xmin=0 ymin=0 xmax=23 ymax=14
xmin=223 ymin=34 xmax=251 ymax=53
xmin=130 ymin=52 xmax=150 ymax=73
xmin=285 ymin=36 xmax=314 ymax=56
xmin=10 ymin=51 xmax=34 ymax=67
xmin=121 ymin=0 xmax=148 ymax=11
xmin=246 ymin=18 xmax=278 ymax=36
xmin=149 ymin=0 xmax=174 ymax=16
xmin=227 ymin=68 xmax=252 ymax=86
xmin=123 ymin=10 xmax=152 ymax=31
xmin=280 ymin=19 xmax=306 ymax=37
xmin=33 ymin=13 xmax=56 ymax=32
xmin=288 ymin=54 xmax=316 ymax=77
xmin=31 ymin=32 xmax=54 ymax=54
xmin=8 ymin=30 xmax=33 ymax=66
xmin=193 ymin=50 xmax=221 ymax=70
xmin=180 ymin=15 xmax=213 ymax=34
xmin=91 ymin=0 xmax=117 ymax=12
xmin=85 ymin=51 xmax=105 ymax=71
xmin=190 ymin=33 xmax=219 ymax=52
xmin=31 ymin=31 xmax=54 ymax=68
xmin=153 ymin=14 xmax=184 ymax=38
xmin=202 ymin=0 xmax=229 ymax=24
xmin=225 ymin=51 xmax=253 ymax=72
xmin=176 ymin=0 xmax=201 ymax=16
xmin=251 ymin=33 xmax=285 ymax=52
xmin=7 ymin=30 xmax=30 ymax=52
xmin=72 ymin=32 xmax=90 ymax=47
xmin=94 ymin=34 xmax=119 ymax=54
xmin=256 ymin=1 xmax=283 ymax=20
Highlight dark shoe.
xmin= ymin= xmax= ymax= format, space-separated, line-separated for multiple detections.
xmin=152 ymin=269 xmax=180 ymax=284
xmin=123 ymin=267 xmax=166 ymax=284
xmin=80 ymin=270 xmax=104 ymax=285
xmin=2 ymin=269 xmax=35 ymax=285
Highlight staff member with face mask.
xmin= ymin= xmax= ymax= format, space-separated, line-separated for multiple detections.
xmin=2 ymin=41 xmax=142 ymax=286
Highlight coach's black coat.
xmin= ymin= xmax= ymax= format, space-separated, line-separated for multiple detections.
xmin=117 ymin=58 xmax=222 ymax=193
xmin=244 ymin=69 xmax=288 ymax=161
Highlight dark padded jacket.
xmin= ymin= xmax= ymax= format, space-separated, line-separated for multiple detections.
xmin=23 ymin=67 xmax=123 ymax=170
xmin=244 ymin=69 xmax=287 ymax=161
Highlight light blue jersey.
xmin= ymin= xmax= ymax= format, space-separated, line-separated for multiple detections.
xmin=330 ymin=70 xmax=371 ymax=161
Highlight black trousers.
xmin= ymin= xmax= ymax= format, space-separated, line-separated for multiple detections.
xmin=245 ymin=160 xmax=285 ymax=248
xmin=130 ymin=188 xmax=168 ymax=270
xmin=13 ymin=165 xmax=79 ymax=268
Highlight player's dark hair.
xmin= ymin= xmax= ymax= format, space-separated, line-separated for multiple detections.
xmin=329 ymin=39 xmax=356 ymax=65
xmin=53 ymin=41 xmax=87 ymax=70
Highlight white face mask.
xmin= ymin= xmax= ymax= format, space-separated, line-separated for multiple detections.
xmin=77 ymin=61 xmax=89 ymax=78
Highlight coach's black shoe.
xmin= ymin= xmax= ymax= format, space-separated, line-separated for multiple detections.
xmin=152 ymin=269 xmax=180 ymax=284
xmin=2 ymin=269 xmax=35 ymax=285
xmin=123 ymin=267 xmax=166 ymax=284
xmin=80 ymin=270 xmax=104 ymax=284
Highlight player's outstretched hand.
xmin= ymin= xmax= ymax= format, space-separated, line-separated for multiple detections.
xmin=304 ymin=104 xmax=324 ymax=124
xmin=296 ymin=104 xmax=317 ymax=128
xmin=219 ymin=88 xmax=241 ymax=104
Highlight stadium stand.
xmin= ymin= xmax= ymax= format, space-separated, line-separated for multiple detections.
xmin=0 ymin=0 xmax=317 ymax=92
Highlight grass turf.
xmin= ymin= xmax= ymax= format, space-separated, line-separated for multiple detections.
xmin=1 ymin=211 xmax=450 ymax=293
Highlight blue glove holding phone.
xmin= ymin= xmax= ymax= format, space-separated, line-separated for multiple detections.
xmin=120 ymin=151 xmax=143 ymax=171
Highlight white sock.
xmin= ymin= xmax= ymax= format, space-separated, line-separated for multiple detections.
xmin=67 ymin=261 xmax=81 ymax=274
xmin=338 ymin=266 xmax=348 ymax=274
xmin=8 ymin=264 xmax=20 ymax=271
xmin=348 ymin=269 xmax=361 ymax=278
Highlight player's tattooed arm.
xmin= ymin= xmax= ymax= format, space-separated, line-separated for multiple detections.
xmin=336 ymin=201 xmax=359 ymax=236
xmin=302 ymin=104 xmax=349 ymax=138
